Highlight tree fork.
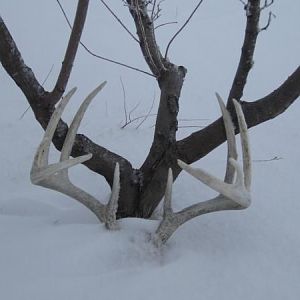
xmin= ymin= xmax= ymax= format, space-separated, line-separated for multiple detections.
xmin=138 ymin=65 xmax=186 ymax=217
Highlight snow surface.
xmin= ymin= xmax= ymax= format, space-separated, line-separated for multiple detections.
xmin=1 ymin=1 xmax=300 ymax=299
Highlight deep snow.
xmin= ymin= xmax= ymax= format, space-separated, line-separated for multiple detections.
xmin=1 ymin=1 xmax=300 ymax=299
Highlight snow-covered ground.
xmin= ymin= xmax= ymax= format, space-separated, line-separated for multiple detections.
xmin=1 ymin=1 xmax=300 ymax=299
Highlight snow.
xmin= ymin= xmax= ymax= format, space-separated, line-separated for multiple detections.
xmin=1 ymin=1 xmax=300 ymax=299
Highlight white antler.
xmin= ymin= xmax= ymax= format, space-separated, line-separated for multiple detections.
xmin=30 ymin=82 xmax=120 ymax=230
xmin=154 ymin=95 xmax=252 ymax=246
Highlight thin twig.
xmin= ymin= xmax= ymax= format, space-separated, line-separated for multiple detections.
xmin=260 ymin=11 xmax=276 ymax=31
xmin=99 ymin=0 xmax=139 ymax=43
xmin=128 ymin=101 xmax=141 ymax=122
xmin=253 ymin=156 xmax=283 ymax=162
xmin=178 ymin=125 xmax=205 ymax=129
xmin=134 ymin=0 xmax=162 ymax=74
xmin=120 ymin=77 xmax=128 ymax=125
xmin=41 ymin=64 xmax=55 ymax=86
xmin=178 ymin=118 xmax=209 ymax=121
xmin=56 ymin=0 xmax=155 ymax=77
xmin=126 ymin=0 xmax=167 ymax=76
xmin=19 ymin=64 xmax=54 ymax=120
xmin=155 ymin=21 xmax=178 ymax=30
xmin=151 ymin=0 xmax=157 ymax=21
xmin=136 ymin=93 xmax=156 ymax=129
xmin=80 ymin=43 xmax=155 ymax=77
xmin=164 ymin=0 xmax=205 ymax=58
xmin=150 ymin=124 xmax=205 ymax=129
xmin=122 ymin=115 xmax=207 ymax=129
xmin=150 ymin=0 xmax=166 ymax=21
xmin=18 ymin=108 xmax=31 ymax=121
xmin=121 ymin=113 xmax=157 ymax=129
xmin=260 ymin=0 xmax=274 ymax=11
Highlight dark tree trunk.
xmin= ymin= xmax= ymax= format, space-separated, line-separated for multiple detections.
xmin=137 ymin=65 xmax=187 ymax=217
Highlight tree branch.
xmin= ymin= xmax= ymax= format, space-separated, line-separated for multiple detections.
xmin=47 ymin=0 xmax=90 ymax=106
xmin=243 ymin=66 xmax=300 ymax=125
xmin=177 ymin=66 xmax=300 ymax=164
xmin=227 ymin=0 xmax=261 ymax=103
xmin=259 ymin=11 xmax=275 ymax=32
xmin=126 ymin=0 xmax=167 ymax=76
xmin=99 ymin=0 xmax=139 ymax=43
xmin=164 ymin=0 xmax=205 ymax=59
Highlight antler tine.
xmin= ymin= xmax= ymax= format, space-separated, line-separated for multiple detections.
xmin=163 ymin=168 xmax=174 ymax=218
xmin=31 ymin=82 xmax=107 ymax=184
xmin=61 ymin=81 xmax=107 ymax=161
xmin=233 ymin=99 xmax=251 ymax=191
xmin=31 ymin=88 xmax=94 ymax=184
xmin=177 ymin=93 xmax=240 ymax=191
xmin=31 ymin=87 xmax=77 ymax=174
xmin=177 ymin=159 xmax=242 ymax=201
xmin=215 ymin=93 xmax=237 ymax=184
xmin=30 ymin=154 xmax=92 ymax=185
xmin=153 ymin=168 xmax=175 ymax=247
xmin=177 ymin=97 xmax=251 ymax=207
xmin=105 ymin=162 xmax=121 ymax=230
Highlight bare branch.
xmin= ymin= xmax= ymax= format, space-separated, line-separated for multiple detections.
xmin=155 ymin=21 xmax=178 ymax=30
xmin=178 ymin=125 xmax=204 ymax=129
xmin=150 ymin=0 xmax=158 ymax=20
xmin=260 ymin=11 xmax=276 ymax=32
xmin=177 ymin=66 xmax=300 ymax=165
xmin=164 ymin=0 xmax=205 ymax=59
xmin=49 ymin=0 xmax=90 ymax=106
xmin=136 ymin=92 xmax=156 ymax=129
xmin=120 ymin=77 xmax=128 ymax=125
xmin=120 ymin=93 xmax=156 ymax=130
xmin=260 ymin=0 xmax=274 ymax=10
xmin=150 ymin=0 xmax=166 ymax=21
xmin=227 ymin=0 xmax=261 ymax=102
xmin=129 ymin=101 xmax=141 ymax=122
xmin=19 ymin=64 xmax=54 ymax=120
xmin=126 ymin=0 xmax=167 ymax=76
xmin=253 ymin=156 xmax=283 ymax=162
xmin=120 ymin=103 xmax=142 ymax=129
xmin=57 ymin=0 xmax=155 ymax=77
xmin=80 ymin=43 xmax=155 ymax=77
xmin=121 ymin=113 xmax=156 ymax=129
xmin=99 ymin=0 xmax=139 ymax=43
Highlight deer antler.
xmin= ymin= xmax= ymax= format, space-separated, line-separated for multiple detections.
xmin=30 ymin=82 xmax=120 ymax=230
xmin=154 ymin=95 xmax=252 ymax=246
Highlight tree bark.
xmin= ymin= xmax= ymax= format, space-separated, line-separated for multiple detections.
xmin=138 ymin=65 xmax=187 ymax=217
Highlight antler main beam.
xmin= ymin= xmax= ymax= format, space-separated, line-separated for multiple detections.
xmin=30 ymin=82 xmax=120 ymax=230
xmin=154 ymin=96 xmax=252 ymax=246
